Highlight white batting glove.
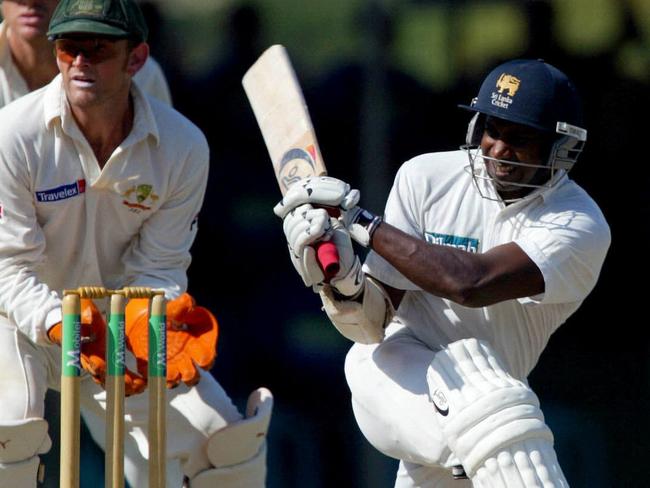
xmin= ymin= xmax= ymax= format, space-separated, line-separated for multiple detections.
xmin=282 ymin=205 xmax=364 ymax=296
xmin=282 ymin=204 xmax=332 ymax=288
xmin=338 ymin=206 xmax=383 ymax=248
xmin=327 ymin=219 xmax=364 ymax=297
xmin=273 ymin=176 xmax=360 ymax=219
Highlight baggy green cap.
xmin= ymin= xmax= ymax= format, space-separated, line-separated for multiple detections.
xmin=47 ymin=0 xmax=148 ymax=42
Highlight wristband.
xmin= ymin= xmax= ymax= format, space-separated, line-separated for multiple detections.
xmin=350 ymin=208 xmax=383 ymax=247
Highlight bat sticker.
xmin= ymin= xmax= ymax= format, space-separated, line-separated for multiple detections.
xmin=278 ymin=145 xmax=318 ymax=192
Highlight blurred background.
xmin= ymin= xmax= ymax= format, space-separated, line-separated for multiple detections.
xmin=43 ymin=0 xmax=650 ymax=486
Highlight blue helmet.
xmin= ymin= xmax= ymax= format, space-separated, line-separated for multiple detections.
xmin=460 ymin=58 xmax=584 ymax=132
xmin=460 ymin=59 xmax=587 ymax=201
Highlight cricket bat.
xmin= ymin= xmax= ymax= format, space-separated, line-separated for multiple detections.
xmin=242 ymin=44 xmax=340 ymax=280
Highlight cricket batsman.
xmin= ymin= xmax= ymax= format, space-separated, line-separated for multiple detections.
xmin=273 ymin=59 xmax=610 ymax=486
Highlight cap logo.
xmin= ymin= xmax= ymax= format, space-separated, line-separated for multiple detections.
xmin=491 ymin=72 xmax=520 ymax=110
xmin=496 ymin=73 xmax=520 ymax=96
xmin=67 ymin=0 xmax=103 ymax=14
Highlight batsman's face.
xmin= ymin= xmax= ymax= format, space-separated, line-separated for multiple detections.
xmin=55 ymin=36 xmax=148 ymax=110
xmin=1 ymin=0 xmax=60 ymax=40
xmin=480 ymin=116 xmax=553 ymax=199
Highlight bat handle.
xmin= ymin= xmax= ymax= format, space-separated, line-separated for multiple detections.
xmin=315 ymin=241 xmax=340 ymax=282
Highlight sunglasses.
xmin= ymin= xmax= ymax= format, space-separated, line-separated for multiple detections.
xmin=54 ymin=38 xmax=123 ymax=64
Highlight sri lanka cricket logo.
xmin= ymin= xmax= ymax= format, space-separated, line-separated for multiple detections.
xmin=491 ymin=73 xmax=521 ymax=110
xmin=122 ymin=184 xmax=159 ymax=211
xmin=496 ymin=73 xmax=521 ymax=96
xmin=277 ymin=144 xmax=320 ymax=193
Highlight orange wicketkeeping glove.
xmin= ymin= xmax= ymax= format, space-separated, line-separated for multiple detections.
xmin=48 ymin=299 xmax=147 ymax=396
xmin=125 ymin=293 xmax=219 ymax=388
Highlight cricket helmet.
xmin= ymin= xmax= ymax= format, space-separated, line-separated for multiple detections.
xmin=460 ymin=59 xmax=587 ymax=201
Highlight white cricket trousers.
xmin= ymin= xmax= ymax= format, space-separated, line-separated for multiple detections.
xmin=0 ymin=315 xmax=242 ymax=487
xmin=344 ymin=324 xmax=471 ymax=488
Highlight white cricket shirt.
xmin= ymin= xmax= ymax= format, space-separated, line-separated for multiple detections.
xmin=0 ymin=75 xmax=209 ymax=345
xmin=0 ymin=21 xmax=172 ymax=107
xmin=364 ymin=150 xmax=611 ymax=377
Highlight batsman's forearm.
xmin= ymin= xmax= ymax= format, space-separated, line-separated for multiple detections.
xmin=369 ymin=222 xmax=492 ymax=307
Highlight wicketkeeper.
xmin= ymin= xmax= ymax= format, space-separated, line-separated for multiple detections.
xmin=0 ymin=0 xmax=271 ymax=486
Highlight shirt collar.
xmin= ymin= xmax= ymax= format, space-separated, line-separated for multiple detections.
xmin=43 ymin=73 xmax=161 ymax=147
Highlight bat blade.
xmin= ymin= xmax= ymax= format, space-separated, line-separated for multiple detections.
xmin=242 ymin=44 xmax=326 ymax=195
xmin=243 ymin=44 xmax=339 ymax=279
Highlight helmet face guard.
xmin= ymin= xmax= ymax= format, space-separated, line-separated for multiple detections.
xmin=458 ymin=59 xmax=587 ymax=202
xmin=461 ymin=113 xmax=587 ymax=202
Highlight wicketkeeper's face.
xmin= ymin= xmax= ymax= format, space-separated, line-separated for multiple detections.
xmin=55 ymin=35 xmax=148 ymax=111
xmin=55 ymin=36 xmax=131 ymax=108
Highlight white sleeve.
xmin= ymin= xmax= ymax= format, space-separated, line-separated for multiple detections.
xmin=363 ymin=161 xmax=422 ymax=291
xmin=514 ymin=208 xmax=611 ymax=304
xmin=0 ymin=147 xmax=61 ymax=344
xmin=134 ymin=57 xmax=172 ymax=106
xmin=121 ymin=132 xmax=209 ymax=299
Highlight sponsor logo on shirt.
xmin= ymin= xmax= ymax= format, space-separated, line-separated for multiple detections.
xmin=35 ymin=179 xmax=86 ymax=202
xmin=122 ymin=184 xmax=159 ymax=212
xmin=425 ymin=232 xmax=479 ymax=253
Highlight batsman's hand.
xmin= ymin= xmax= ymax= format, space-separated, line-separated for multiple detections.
xmin=281 ymin=203 xmax=331 ymax=289
xmin=325 ymin=219 xmax=364 ymax=297
xmin=282 ymin=205 xmax=363 ymax=296
xmin=273 ymin=176 xmax=381 ymax=247
xmin=125 ymin=293 xmax=218 ymax=388
xmin=48 ymin=299 xmax=146 ymax=396
xmin=273 ymin=176 xmax=360 ymax=219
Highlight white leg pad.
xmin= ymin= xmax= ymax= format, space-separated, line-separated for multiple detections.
xmin=426 ymin=339 xmax=567 ymax=486
xmin=0 ymin=456 xmax=41 ymax=487
xmin=472 ymin=439 xmax=568 ymax=488
xmin=0 ymin=418 xmax=51 ymax=463
xmin=190 ymin=444 xmax=267 ymax=488
xmin=0 ymin=418 xmax=51 ymax=486
xmin=189 ymin=388 xmax=273 ymax=488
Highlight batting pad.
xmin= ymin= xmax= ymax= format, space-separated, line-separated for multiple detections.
xmin=426 ymin=339 xmax=561 ymax=484
xmin=0 ymin=418 xmax=51 ymax=463
xmin=206 ymin=387 xmax=272 ymax=468
xmin=190 ymin=388 xmax=272 ymax=488
xmin=0 ymin=418 xmax=51 ymax=486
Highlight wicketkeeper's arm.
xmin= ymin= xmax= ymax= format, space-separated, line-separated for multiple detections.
xmin=0 ymin=151 xmax=61 ymax=345
xmin=122 ymin=136 xmax=209 ymax=299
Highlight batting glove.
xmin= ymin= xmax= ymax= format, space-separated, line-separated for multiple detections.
xmin=326 ymin=219 xmax=364 ymax=298
xmin=282 ymin=204 xmax=332 ymax=288
xmin=339 ymin=206 xmax=383 ymax=248
xmin=273 ymin=176 xmax=360 ymax=219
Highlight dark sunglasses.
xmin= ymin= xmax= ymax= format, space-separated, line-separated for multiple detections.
xmin=54 ymin=38 xmax=122 ymax=64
